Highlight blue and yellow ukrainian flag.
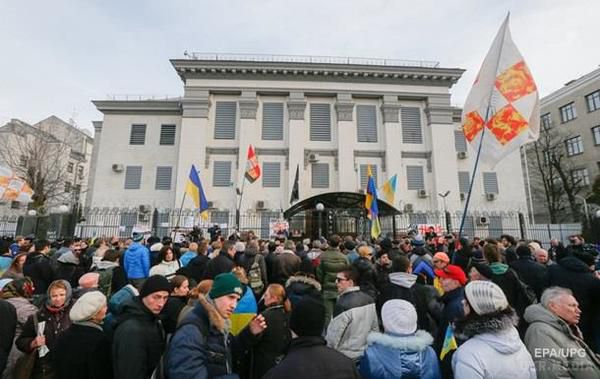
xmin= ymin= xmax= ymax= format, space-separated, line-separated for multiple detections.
xmin=365 ymin=165 xmax=382 ymax=239
xmin=440 ymin=324 xmax=458 ymax=360
xmin=185 ymin=164 xmax=209 ymax=219
xmin=380 ymin=174 xmax=397 ymax=205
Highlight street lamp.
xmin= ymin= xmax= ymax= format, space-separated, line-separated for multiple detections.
xmin=575 ymin=195 xmax=590 ymax=225
xmin=438 ymin=191 xmax=451 ymax=233
xmin=316 ymin=203 xmax=324 ymax=238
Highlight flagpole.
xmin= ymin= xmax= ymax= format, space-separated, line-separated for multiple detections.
xmin=174 ymin=192 xmax=187 ymax=238
xmin=236 ymin=175 xmax=247 ymax=231
xmin=458 ymin=14 xmax=510 ymax=239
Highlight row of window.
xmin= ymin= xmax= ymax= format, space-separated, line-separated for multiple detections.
xmin=549 ymin=89 xmax=600 ymax=125
xmin=120 ymin=162 xmax=499 ymax=194
xmin=129 ymin=124 xmax=176 ymax=146
xmin=128 ymin=103 xmax=425 ymax=146
xmin=564 ymin=126 xmax=600 ymax=157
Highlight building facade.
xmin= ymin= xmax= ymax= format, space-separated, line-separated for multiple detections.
xmin=0 ymin=116 xmax=93 ymax=212
xmin=89 ymin=54 xmax=528 ymax=223
xmin=525 ymin=67 xmax=600 ymax=222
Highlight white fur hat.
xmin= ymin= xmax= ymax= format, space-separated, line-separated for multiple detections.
xmin=381 ymin=299 xmax=418 ymax=335
xmin=69 ymin=291 xmax=106 ymax=322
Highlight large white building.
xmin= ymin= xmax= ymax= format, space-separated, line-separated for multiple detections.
xmin=89 ymin=54 xmax=527 ymax=230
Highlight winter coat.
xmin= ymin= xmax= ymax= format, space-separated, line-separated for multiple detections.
xmin=111 ymin=297 xmax=165 ymax=379
xmin=23 ymin=252 xmax=55 ymax=295
xmin=352 ymin=257 xmax=378 ymax=299
xmin=285 ymin=275 xmax=322 ymax=307
xmin=16 ymin=282 xmax=74 ymax=379
xmin=295 ymin=250 xmax=315 ymax=276
xmin=238 ymin=249 xmax=268 ymax=289
xmin=263 ymin=336 xmax=360 ymax=379
xmin=510 ymin=256 xmax=547 ymax=299
xmin=524 ymin=303 xmax=600 ymax=379
xmin=179 ymin=251 xmax=197 ymax=267
xmin=546 ymin=255 xmax=600 ymax=350
xmin=55 ymin=251 xmax=86 ymax=288
xmin=378 ymin=272 xmax=441 ymax=336
xmin=176 ymin=254 xmax=209 ymax=283
xmin=326 ymin=287 xmax=379 ymax=361
xmin=375 ymin=263 xmax=392 ymax=294
xmin=123 ymin=242 xmax=151 ymax=280
xmin=436 ymin=287 xmax=465 ymax=353
xmin=1 ymin=296 xmax=37 ymax=379
xmin=359 ymin=330 xmax=441 ymax=379
xmin=52 ymin=322 xmax=113 ymax=379
xmin=271 ymin=251 xmax=301 ymax=285
xmin=203 ymin=252 xmax=236 ymax=280
xmin=165 ymin=295 xmax=256 ymax=379
xmin=149 ymin=260 xmax=180 ymax=279
xmin=0 ymin=300 xmax=16 ymax=375
xmin=452 ymin=308 xmax=536 ymax=379
xmin=103 ymin=284 xmax=138 ymax=337
xmin=161 ymin=296 xmax=187 ymax=335
xmin=252 ymin=305 xmax=291 ymax=379
xmin=488 ymin=263 xmax=528 ymax=316
xmin=316 ymin=248 xmax=349 ymax=298
xmin=93 ymin=260 xmax=127 ymax=298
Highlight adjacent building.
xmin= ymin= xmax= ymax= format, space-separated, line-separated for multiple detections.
xmin=0 ymin=116 xmax=93 ymax=212
xmin=88 ymin=54 xmax=528 ymax=233
xmin=525 ymin=66 xmax=600 ymax=222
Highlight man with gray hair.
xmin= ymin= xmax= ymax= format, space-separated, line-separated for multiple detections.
xmin=533 ymin=248 xmax=553 ymax=267
xmin=524 ymin=287 xmax=600 ymax=378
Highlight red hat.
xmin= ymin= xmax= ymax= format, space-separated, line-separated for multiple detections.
xmin=435 ymin=264 xmax=467 ymax=286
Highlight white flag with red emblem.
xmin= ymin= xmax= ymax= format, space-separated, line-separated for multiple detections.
xmin=462 ymin=14 xmax=540 ymax=168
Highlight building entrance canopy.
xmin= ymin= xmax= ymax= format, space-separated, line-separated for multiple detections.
xmin=283 ymin=192 xmax=400 ymax=219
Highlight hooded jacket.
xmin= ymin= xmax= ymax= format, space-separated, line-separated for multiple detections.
xmin=359 ymin=330 xmax=441 ymax=379
xmin=111 ymin=297 xmax=165 ymax=379
xmin=56 ymin=251 xmax=86 ymax=288
xmin=272 ymin=250 xmax=301 ymax=285
xmin=285 ymin=275 xmax=322 ymax=307
xmin=524 ymin=303 xmax=600 ymax=379
xmin=123 ymin=242 xmax=151 ymax=280
xmin=165 ymin=294 xmax=256 ymax=379
xmin=23 ymin=251 xmax=55 ymax=295
xmin=452 ymin=308 xmax=536 ymax=379
xmin=316 ymin=248 xmax=349 ymax=297
xmin=326 ymin=287 xmax=379 ymax=361
xmin=378 ymin=272 xmax=441 ymax=336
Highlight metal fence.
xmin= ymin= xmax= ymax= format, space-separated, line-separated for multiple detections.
xmin=0 ymin=207 xmax=582 ymax=247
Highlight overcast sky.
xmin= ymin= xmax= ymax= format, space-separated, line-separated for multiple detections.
xmin=1 ymin=0 xmax=599 ymax=134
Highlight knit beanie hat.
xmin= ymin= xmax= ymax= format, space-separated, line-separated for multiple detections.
xmin=381 ymin=299 xmax=418 ymax=335
xmin=78 ymin=272 xmax=100 ymax=289
xmin=290 ymin=296 xmax=325 ymax=337
xmin=209 ymin=273 xmax=243 ymax=299
xmin=132 ymin=233 xmax=144 ymax=243
xmin=516 ymin=245 xmax=531 ymax=257
xmin=464 ymin=281 xmax=508 ymax=315
xmin=433 ymin=252 xmax=450 ymax=263
xmin=412 ymin=235 xmax=425 ymax=247
xmin=69 ymin=291 xmax=107 ymax=322
xmin=139 ymin=275 xmax=172 ymax=298
xmin=471 ymin=262 xmax=494 ymax=280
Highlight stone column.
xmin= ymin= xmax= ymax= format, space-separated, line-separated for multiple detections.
xmin=381 ymin=95 xmax=402 ymax=207
xmin=287 ymin=92 xmax=307 ymax=204
xmin=425 ymin=94 xmax=458 ymax=211
xmin=335 ymin=93 xmax=355 ymax=192
xmin=174 ymin=88 xmax=210 ymax=209
xmin=237 ymin=91 xmax=259 ymax=213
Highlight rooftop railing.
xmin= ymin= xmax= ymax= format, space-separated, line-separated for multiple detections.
xmin=182 ymin=52 xmax=440 ymax=69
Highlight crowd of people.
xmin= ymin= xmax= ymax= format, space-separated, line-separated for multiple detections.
xmin=0 ymin=230 xmax=599 ymax=379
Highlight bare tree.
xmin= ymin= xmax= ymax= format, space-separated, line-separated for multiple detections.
xmin=528 ymin=122 xmax=584 ymax=223
xmin=0 ymin=120 xmax=74 ymax=213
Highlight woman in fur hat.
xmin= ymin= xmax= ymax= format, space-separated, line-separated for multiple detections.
xmin=452 ymin=281 xmax=536 ymax=379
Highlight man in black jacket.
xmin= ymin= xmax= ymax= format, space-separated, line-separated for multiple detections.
xmin=112 ymin=275 xmax=172 ymax=379
xmin=509 ymin=245 xmax=547 ymax=299
xmin=0 ymin=299 xmax=16 ymax=374
xmin=23 ymin=239 xmax=55 ymax=295
xmin=203 ymin=240 xmax=236 ymax=280
xmin=264 ymin=296 xmax=359 ymax=379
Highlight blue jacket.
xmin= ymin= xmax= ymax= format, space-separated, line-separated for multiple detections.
xmin=165 ymin=295 xmax=254 ymax=379
xmin=359 ymin=330 xmax=441 ymax=379
xmin=123 ymin=243 xmax=150 ymax=279
xmin=179 ymin=251 xmax=197 ymax=267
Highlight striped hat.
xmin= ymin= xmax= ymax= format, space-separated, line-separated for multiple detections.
xmin=464 ymin=281 xmax=508 ymax=315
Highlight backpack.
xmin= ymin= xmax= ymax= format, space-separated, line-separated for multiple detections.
xmin=94 ymin=267 xmax=114 ymax=298
xmin=247 ymin=255 xmax=264 ymax=293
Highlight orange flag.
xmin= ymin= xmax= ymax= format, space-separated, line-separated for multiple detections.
xmin=462 ymin=14 xmax=540 ymax=168
xmin=244 ymin=145 xmax=261 ymax=183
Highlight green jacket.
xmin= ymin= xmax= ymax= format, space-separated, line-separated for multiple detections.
xmin=316 ymin=248 xmax=349 ymax=297
xmin=524 ymin=303 xmax=600 ymax=379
